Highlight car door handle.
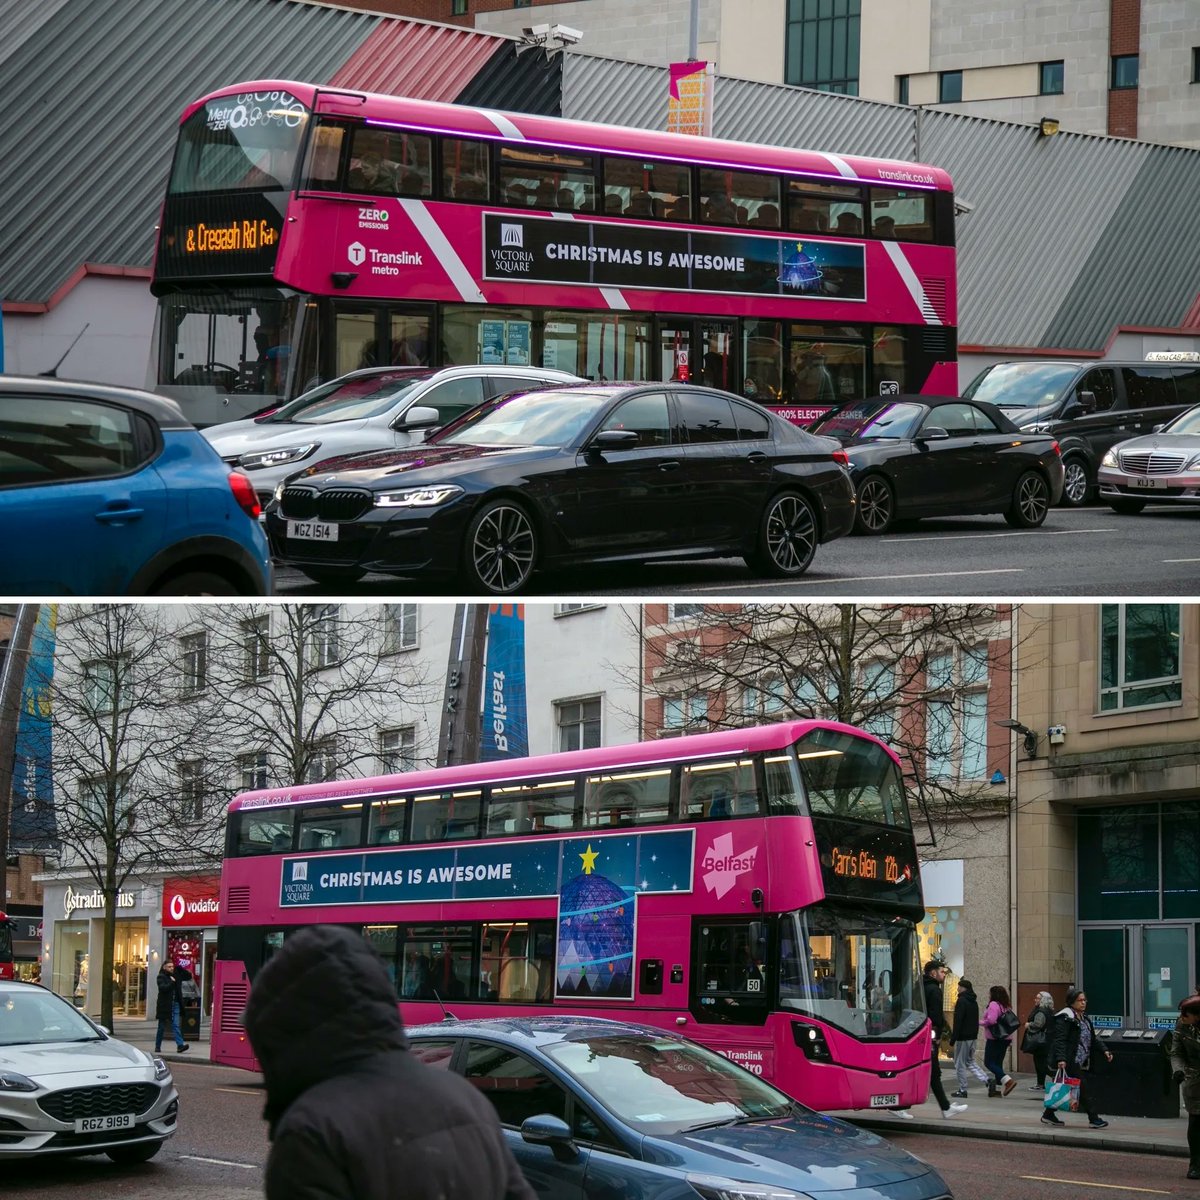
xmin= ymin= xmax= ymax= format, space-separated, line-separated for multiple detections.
xmin=659 ymin=460 xmax=681 ymax=472
xmin=746 ymin=451 xmax=769 ymax=462
xmin=94 ymin=506 xmax=145 ymax=524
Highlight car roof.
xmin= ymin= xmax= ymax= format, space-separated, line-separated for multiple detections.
xmin=406 ymin=1014 xmax=682 ymax=1047
xmin=0 ymin=375 xmax=193 ymax=430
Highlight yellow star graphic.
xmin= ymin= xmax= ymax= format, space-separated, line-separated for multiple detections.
xmin=579 ymin=843 xmax=599 ymax=875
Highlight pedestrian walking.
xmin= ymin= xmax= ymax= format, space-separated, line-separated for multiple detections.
xmin=1021 ymin=991 xmax=1055 ymax=1091
xmin=1169 ymin=992 xmax=1200 ymax=1179
xmin=153 ymin=960 xmax=189 ymax=1055
xmin=1041 ymin=987 xmax=1113 ymax=1129
xmin=242 ymin=924 xmax=537 ymax=1200
xmin=921 ymin=958 xmax=967 ymax=1119
xmin=947 ymin=979 xmax=992 ymax=1097
xmin=981 ymin=984 xmax=1018 ymax=1096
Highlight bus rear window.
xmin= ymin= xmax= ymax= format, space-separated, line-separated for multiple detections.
xmin=795 ymin=728 xmax=910 ymax=828
xmin=868 ymin=187 xmax=934 ymax=242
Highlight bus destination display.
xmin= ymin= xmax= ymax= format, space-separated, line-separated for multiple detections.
xmin=811 ymin=816 xmax=923 ymax=913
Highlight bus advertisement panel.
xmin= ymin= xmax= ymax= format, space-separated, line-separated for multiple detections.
xmin=211 ymin=721 xmax=931 ymax=1114
xmin=151 ymin=82 xmax=958 ymax=427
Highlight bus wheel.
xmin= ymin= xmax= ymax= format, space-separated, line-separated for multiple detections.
xmin=854 ymin=474 xmax=894 ymax=535
xmin=1005 ymin=471 xmax=1050 ymax=528
xmin=1060 ymin=457 xmax=1091 ymax=507
xmin=464 ymin=499 xmax=538 ymax=594
xmin=747 ymin=491 xmax=817 ymax=577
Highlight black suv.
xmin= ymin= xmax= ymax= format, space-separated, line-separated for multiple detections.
xmin=963 ymin=355 xmax=1200 ymax=505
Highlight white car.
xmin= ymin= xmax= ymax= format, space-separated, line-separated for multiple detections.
xmin=203 ymin=364 xmax=583 ymax=508
xmin=0 ymin=981 xmax=178 ymax=1162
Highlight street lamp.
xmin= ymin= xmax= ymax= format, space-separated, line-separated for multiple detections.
xmin=995 ymin=718 xmax=1039 ymax=759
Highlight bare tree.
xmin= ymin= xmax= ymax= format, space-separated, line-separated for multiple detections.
xmin=39 ymin=605 xmax=224 ymax=1028
xmin=206 ymin=604 xmax=435 ymax=789
xmin=624 ymin=603 xmax=1018 ymax=838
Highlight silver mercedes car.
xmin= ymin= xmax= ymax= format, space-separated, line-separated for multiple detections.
xmin=0 ymin=981 xmax=178 ymax=1162
xmin=1097 ymin=402 xmax=1200 ymax=513
xmin=204 ymin=364 xmax=583 ymax=510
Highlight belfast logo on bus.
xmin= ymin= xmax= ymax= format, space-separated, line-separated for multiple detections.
xmin=700 ymin=832 xmax=759 ymax=899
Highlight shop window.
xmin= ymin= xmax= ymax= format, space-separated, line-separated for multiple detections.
xmin=698 ymin=168 xmax=781 ymax=228
xmin=346 ymin=125 xmax=432 ymax=197
xmin=603 ymin=155 xmax=691 ymax=220
xmin=1099 ymin=603 xmax=1182 ymax=711
xmin=499 ymin=145 xmax=595 ymax=213
xmin=1163 ymin=802 xmax=1200 ymax=918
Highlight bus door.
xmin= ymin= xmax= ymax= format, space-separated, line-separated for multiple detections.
xmin=658 ymin=319 xmax=737 ymax=392
xmin=329 ymin=301 xmax=432 ymax=377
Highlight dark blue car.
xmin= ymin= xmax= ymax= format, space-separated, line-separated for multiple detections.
xmin=1 ymin=377 xmax=270 ymax=595
xmin=407 ymin=1017 xmax=952 ymax=1200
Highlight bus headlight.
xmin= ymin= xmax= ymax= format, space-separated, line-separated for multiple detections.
xmin=688 ymin=1175 xmax=814 ymax=1200
xmin=374 ymin=486 xmax=463 ymax=508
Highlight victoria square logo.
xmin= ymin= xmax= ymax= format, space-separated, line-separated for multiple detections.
xmin=347 ymin=241 xmax=366 ymax=266
xmin=700 ymin=833 xmax=758 ymax=899
xmin=501 ymin=224 xmax=524 ymax=247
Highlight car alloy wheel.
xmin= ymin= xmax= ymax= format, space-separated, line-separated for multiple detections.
xmin=467 ymin=501 xmax=537 ymax=593
xmin=1005 ymin=471 xmax=1050 ymax=528
xmin=757 ymin=492 xmax=817 ymax=576
xmin=1060 ymin=457 xmax=1090 ymax=506
xmin=854 ymin=475 xmax=894 ymax=535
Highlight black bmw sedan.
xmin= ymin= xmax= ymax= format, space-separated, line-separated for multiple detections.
xmin=265 ymin=383 xmax=855 ymax=593
xmin=808 ymin=395 xmax=1065 ymax=535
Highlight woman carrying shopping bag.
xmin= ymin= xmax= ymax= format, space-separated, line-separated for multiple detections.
xmin=1169 ymin=992 xmax=1200 ymax=1179
xmin=1041 ymin=987 xmax=1113 ymax=1128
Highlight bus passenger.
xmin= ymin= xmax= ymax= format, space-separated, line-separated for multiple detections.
xmin=242 ymin=925 xmax=537 ymax=1200
xmin=835 ymin=212 xmax=863 ymax=236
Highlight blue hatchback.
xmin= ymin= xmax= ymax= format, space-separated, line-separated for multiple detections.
xmin=1 ymin=377 xmax=270 ymax=595
xmin=407 ymin=1017 xmax=953 ymax=1200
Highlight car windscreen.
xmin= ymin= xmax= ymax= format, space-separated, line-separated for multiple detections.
xmin=544 ymin=1034 xmax=796 ymax=1135
xmin=1164 ymin=404 xmax=1200 ymax=435
xmin=808 ymin=401 xmax=924 ymax=441
xmin=0 ymin=989 xmax=103 ymax=1046
xmin=431 ymin=390 xmax=610 ymax=448
xmin=962 ymin=363 xmax=1080 ymax=408
xmin=267 ymin=372 xmax=428 ymax=424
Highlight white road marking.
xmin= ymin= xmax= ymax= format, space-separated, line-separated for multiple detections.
xmin=180 ymin=1155 xmax=258 ymax=1169
xmin=213 ymin=1086 xmax=260 ymax=1096
xmin=1018 ymin=1177 xmax=1169 ymax=1194
xmin=893 ymin=528 xmax=1115 ymax=543
xmin=1164 ymin=557 xmax=1200 ymax=563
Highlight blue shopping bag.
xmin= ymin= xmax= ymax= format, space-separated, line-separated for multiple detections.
xmin=1044 ymin=1068 xmax=1080 ymax=1112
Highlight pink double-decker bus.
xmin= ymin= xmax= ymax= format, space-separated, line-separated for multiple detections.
xmin=151 ymin=82 xmax=957 ymax=427
xmin=212 ymin=720 xmax=932 ymax=1113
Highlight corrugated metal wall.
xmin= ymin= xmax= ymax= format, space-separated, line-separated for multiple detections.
xmin=456 ymin=43 xmax=563 ymax=117
xmin=561 ymin=54 xmax=1200 ymax=351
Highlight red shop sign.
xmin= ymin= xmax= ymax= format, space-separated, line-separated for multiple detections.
xmin=161 ymin=875 xmax=221 ymax=927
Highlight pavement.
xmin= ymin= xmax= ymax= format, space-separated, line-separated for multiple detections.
xmin=833 ymin=1064 xmax=1191 ymax=1159
xmin=110 ymin=1015 xmax=230 ymax=1071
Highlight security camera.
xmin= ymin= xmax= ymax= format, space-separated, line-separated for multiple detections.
xmin=552 ymin=23 xmax=583 ymax=44
xmin=522 ymin=23 xmax=551 ymax=38
xmin=953 ymin=198 xmax=975 ymax=216
xmin=1048 ymin=725 xmax=1066 ymax=745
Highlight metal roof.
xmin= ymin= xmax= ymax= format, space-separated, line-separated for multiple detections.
xmin=456 ymin=41 xmax=563 ymax=118
xmin=561 ymin=54 xmax=1200 ymax=352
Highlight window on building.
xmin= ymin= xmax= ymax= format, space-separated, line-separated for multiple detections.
xmin=925 ymin=646 xmax=989 ymax=780
xmin=180 ymin=631 xmax=208 ymax=692
xmin=452 ymin=0 xmax=468 ymax=14
xmin=1193 ymin=47 xmax=1200 ymax=84
xmin=663 ymin=692 xmax=708 ymax=733
xmin=554 ymin=602 xmax=604 ymax=616
xmin=784 ymin=0 xmax=861 ymax=95
xmin=378 ymin=726 xmax=416 ymax=775
xmin=382 ymin=604 xmax=418 ymax=653
xmin=1040 ymin=60 xmax=1064 ymax=95
xmin=668 ymin=604 xmax=705 ymax=621
xmin=305 ymin=735 xmax=339 ymax=784
xmin=860 ymin=661 xmax=897 ymax=741
xmin=1111 ymin=54 xmax=1139 ymax=90
xmin=556 ymin=697 xmax=601 ymax=751
xmin=84 ymin=656 xmax=130 ymax=713
xmin=239 ymin=751 xmax=270 ymax=792
xmin=240 ymin=615 xmax=270 ymax=681
xmin=309 ymin=605 xmax=340 ymax=668
xmin=79 ymin=773 xmax=132 ymax=827
xmin=1099 ymin=604 xmax=1182 ymax=711
xmin=938 ymin=70 xmax=963 ymax=104
xmin=178 ymin=759 xmax=205 ymax=820
xmin=897 ymin=75 xmax=909 ymax=104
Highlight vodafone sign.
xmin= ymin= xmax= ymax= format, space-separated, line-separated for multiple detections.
xmin=161 ymin=876 xmax=220 ymax=927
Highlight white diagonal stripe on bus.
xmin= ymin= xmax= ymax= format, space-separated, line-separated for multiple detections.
xmin=822 ymin=152 xmax=861 ymax=180
xmin=881 ymin=240 xmax=942 ymax=326
xmin=478 ymin=108 xmax=525 ymax=140
xmin=399 ymin=198 xmax=485 ymax=303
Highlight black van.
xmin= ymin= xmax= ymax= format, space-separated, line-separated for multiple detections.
xmin=962 ymin=355 xmax=1200 ymax=505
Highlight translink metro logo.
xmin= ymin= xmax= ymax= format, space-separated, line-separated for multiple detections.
xmin=347 ymin=241 xmax=366 ymax=266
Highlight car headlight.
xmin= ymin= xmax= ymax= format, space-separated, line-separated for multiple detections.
xmin=374 ymin=486 xmax=464 ymax=508
xmin=688 ymin=1175 xmax=814 ymax=1200
xmin=0 ymin=1071 xmax=38 ymax=1092
xmin=1101 ymin=450 xmax=1117 ymax=468
xmin=273 ymin=480 xmax=287 ymax=504
xmin=153 ymin=1057 xmax=172 ymax=1082
xmin=1183 ymin=453 xmax=1200 ymax=471
xmin=240 ymin=444 xmax=319 ymax=470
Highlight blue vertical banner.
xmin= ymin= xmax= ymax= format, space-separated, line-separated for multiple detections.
xmin=12 ymin=606 xmax=57 ymax=849
xmin=481 ymin=603 xmax=528 ymax=761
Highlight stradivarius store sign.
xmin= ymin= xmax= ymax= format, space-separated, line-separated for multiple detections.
xmin=63 ymin=885 xmax=136 ymax=918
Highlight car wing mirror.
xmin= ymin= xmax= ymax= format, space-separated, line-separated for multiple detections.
xmin=1076 ymin=389 xmax=1096 ymax=414
xmin=521 ymin=1114 xmax=578 ymax=1160
xmin=1152 ymin=423 xmax=1165 ymax=434
xmin=917 ymin=425 xmax=949 ymax=442
xmin=394 ymin=405 xmax=441 ymax=431
xmin=587 ymin=429 xmax=640 ymax=452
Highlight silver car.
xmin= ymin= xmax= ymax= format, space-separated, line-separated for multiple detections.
xmin=1097 ymin=402 xmax=1200 ymax=513
xmin=0 ymin=981 xmax=178 ymax=1162
xmin=203 ymin=364 xmax=583 ymax=508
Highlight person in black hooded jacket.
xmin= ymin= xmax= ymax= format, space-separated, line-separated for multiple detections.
xmin=242 ymin=924 xmax=537 ymax=1200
